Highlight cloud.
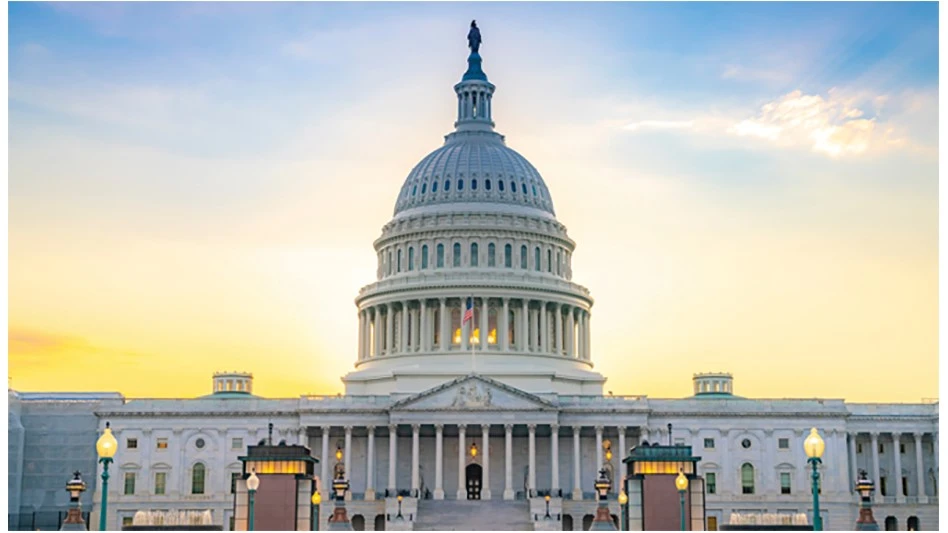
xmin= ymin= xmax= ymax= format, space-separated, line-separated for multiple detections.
xmin=624 ymin=120 xmax=695 ymax=132
xmin=721 ymin=64 xmax=793 ymax=84
xmin=9 ymin=328 xmax=143 ymax=361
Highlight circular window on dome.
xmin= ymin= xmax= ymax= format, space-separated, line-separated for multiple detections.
xmin=196 ymin=438 xmax=205 ymax=450
xmin=741 ymin=439 xmax=751 ymax=449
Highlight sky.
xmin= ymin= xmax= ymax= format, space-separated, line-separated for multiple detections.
xmin=8 ymin=2 xmax=939 ymax=402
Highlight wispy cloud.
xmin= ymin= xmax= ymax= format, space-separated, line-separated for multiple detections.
xmin=721 ymin=64 xmax=794 ymax=84
xmin=624 ymin=120 xmax=695 ymax=132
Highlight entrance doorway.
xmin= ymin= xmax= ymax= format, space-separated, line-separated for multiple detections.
xmin=466 ymin=463 xmax=483 ymax=500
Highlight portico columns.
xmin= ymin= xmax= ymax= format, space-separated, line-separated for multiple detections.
xmin=849 ymin=433 xmax=858 ymax=491
xmin=554 ymin=305 xmax=562 ymax=354
xmin=366 ymin=426 xmax=376 ymax=500
xmin=440 ymin=298 xmax=449 ymax=351
xmin=595 ymin=426 xmax=604 ymax=471
xmin=434 ymin=424 xmax=445 ymax=499
xmin=528 ymin=424 xmax=537 ymax=496
xmin=915 ymin=433 xmax=926 ymax=499
xmin=320 ymin=426 xmax=331 ymax=499
xmin=572 ymin=426 xmax=582 ymax=500
xmin=481 ymin=298 xmax=489 ymax=350
xmin=540 ymin=303 xmax=548 ymax=353
xmin=457 ymin=425 xmax=467 ymax=499
xmin=501 ymin=299 xmax=510 ymax=351
xmin=374 ymin=309 xmax=383 ymax=357
xmin=566 ymin=309 xmax=575 ymax=357
xmin=893 ymin=433 xmax=903 ymax=501
xmin=357 ymin=312 xmax=364 ymax=359
xmin=344 ymin=426 xmax=353 ymax=483
xmin=618 ymin=426 xmax=626 ymax=488
xmin=400 ymin=303 xmax=409 ymax=353
xmin=411 ymin=424 xmax=421 ymax=495
xmin=388 ymin=425 xmax=397 ymax=493
xmin=504 ymin=424 xmax=514 ymax=500
xmin=482 ymin=424 xmax=492 ymax=500
xmin=871 ymin=432 xmax=881 ymax=501
xmin=420 ymin=300 xmax=428 ymax=351
xmin=550 ymin=424 xmax=560 ymax=493
xmin=520 ymin=300 xmax=529 ymax=353
xmin=385 ymin=304 xmax=394 ymax=354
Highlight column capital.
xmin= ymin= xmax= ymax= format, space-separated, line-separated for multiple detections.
xmin=366 ymin=425 xmax=376 ymax=432
xmin=411 ymin=424 xmax=421 ymax=432
xmin=458 ymin=425 xmax=467 ymax=434
xmin=870 ymin=431 xmax=880 ymax=438
xmin=344 ymin=425 xmax=353 ymax=433
xmin=321 ymin=425 xmax=331 ymax=432
xmin=914 ymin=431 xmax=924 ymax=439
xmin=573 ymin=425 xmax=582 ymax=433
xmin=505 ymin=424 xmax=514 ymax=432
xmin=435 ymin=423 xmax=444 ymax=431
xmin=388 ymin=424 xmax=398 ymax=433
xmin=551 ymin=423 xmax=560 ymax=431
xmin=481 ymin=424 xmax=490 ymax=433
xmin=528 ymin=424 xmax=537 ymax=431
xmin=595 ymin=425 xmax=604 ymax=433
xmin=617 ymin=426 xmax=626 ymax=432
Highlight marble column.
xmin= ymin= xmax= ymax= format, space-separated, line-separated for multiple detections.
xmin=412 ymin=305 xmax=421 ymax=351
xmin=915 ymin=433 xmax=926 ymax=499
xmin=849 ymin=433 xmax=858 ymax=492
xmin=531 ymin=308 xmax=539 ymax=352
xmin=551 ymin=424 xmax=560 ymax=494
xmin=374 ymin=308 xmax=382 ymax=357
xmin=540 ymin=303 xmax=548 ymax=353
xmin=434 ymin=424 xmax=445 ymax=499
xmin=440 ymin=298 xmax=449 ymax=351
xmin=934 ymin=432 xmax=939 ymax=479
xmin=357 ymin=311 xmax=364 ymax=359
xmin=366 ymin=426 xmax=376 ymax=500
xmin=585 ymin=313 xmax=592 ymax=359
xmin=871 ymin=432 xmax=881 ymax=501
xmin=481 ymin=298 xmax=489 ymax=350
xmin=521 ymin=300 xmax=529 ymax=352
xmin=461 ymin=298 xmax=470 ymax=352
xmin=388 ymin=425 xmax=397 ymax=493
xmin=482 ymin=424 xmax=492 ymax=500
xmin=577 ymin=312 xmax=585 ymax=360
xmin=400 ymin=303 xmax=409 ymax=353
xmin=457 ymin=425 xmax=467 ymax=499
xmin=618 ymin=427 xmax=626 ymax=484
xmin=893 ymin=433 xmax=903 ymax=500
xmin=504 ymin=424 xmax=514 ymax=500
xmin=595 ymin=426 xmax=604 ymax=472
xmin=420 ymin=300 xmax=428 ymax=351
xmin=572 ymin=426 xmax=582 ymax=500
xmin=385 ymin=304 xmax=394 ymax=355
xmin=501 ymin=299 xmax=510 ymax=351
xmin=344 ymin=426 xmax=353 ymax=483
xmin=554 ymin=305 xmax=562 ymax=354
xmin=321 ymin=426 xmax=331 ymax=499
xmin=567 ymin=308 xmax=575 ymax=357
xmin=528 ymin=424 xmax=537 ymax=496
xmin=411 ymin=424 xmax=421 ymax=495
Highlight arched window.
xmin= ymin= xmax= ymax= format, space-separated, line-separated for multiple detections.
xmin=907 ymin=516 xmax=920 ymax=531
xmin=485 ymin=179 xmax=492 ymax=190
xmin=547 ymin=249 xmax=552 ymax=272
xmin=192 ymin=463 xmax=206 ymax=495
xmin=472 ymin=179 xmax=478 ymax=190
xmin=504 ymin=244 xmax=512 ymax=268
xmin=437 ymin=244 xmax=444 ymax=268
xmin=458 ymin=179 xmax=464 ymax=191
xmin=408 ymin=247 xmax=414 ymax=271
xmin=741 ymin=463 xmax=755 ymax=494
xmin=522 ymin=183 xmax=528 ymax=194
xmin=412 ymin=185 xmax=417 ymax=196
xmin=421 ymin=183 xmax=427 ymax=194
xmin=499 ymin=180 xmax=505 ymax=192
xmin=421 ymin=245 xmax=428 ymax=269
xmin=488 ymin=243 xmax=496 ymax=267
xmin=470 ymin=243 xmax=479 ymax=267
xmin=397 ymin=249 xmax=402 ymax=273
xmin=432 ymin=180 xmax=438 ymax=193
xmin=510 ymin=181 xmax=516 ymax=193
xmin=520 ymin=245 xmax=527 ymax=269
xmin=453 ymin=243 xmax=461 ymax=267
xmin=532 ymin=185 xmax=538 ymax=196
xmin=534 ymin=247 xmax=541 ymax=272
xmin=444 ymin=179 xmax=451 ymax=191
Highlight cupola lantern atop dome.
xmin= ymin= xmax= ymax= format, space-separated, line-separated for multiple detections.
xmin=454 ymin=21 xmax=496 ymax=133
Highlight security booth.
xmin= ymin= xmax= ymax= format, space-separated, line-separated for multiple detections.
xmin=622 ymin=444 xmax=705 ymax=531
xmin=234 ymin=443 xmax=319 ymax=531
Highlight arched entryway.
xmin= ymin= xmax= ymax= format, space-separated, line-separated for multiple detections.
xmin=562 ymin=514 xmax=574 ymax=531
xmin=907 ymin=516 xmax=920 ymax=531
xmin=884 ymin=516 xmax=898 ymax=531
xmin=582 ymin=514 xmax=594 ymax=530
xmin=374 ymin=514 xmax=386 ymax=531
xmin=466 ymin=463 xmax=483 ymax=500
xmin=351 ymin=514 xmax=365 ymax=531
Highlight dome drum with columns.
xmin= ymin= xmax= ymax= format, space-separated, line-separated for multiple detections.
xmin=346 ymin=39 xmax=602 ymax=396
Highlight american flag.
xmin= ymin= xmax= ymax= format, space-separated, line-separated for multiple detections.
xmin=462 ymin=297 xmax=474 ymax=324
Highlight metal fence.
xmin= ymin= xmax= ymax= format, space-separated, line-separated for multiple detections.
xmin=9 ymin=511 xmax=91 ymax=531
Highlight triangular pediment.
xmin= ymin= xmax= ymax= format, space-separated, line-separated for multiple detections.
xmin=391 ymin=374 xmax=556 ymax=411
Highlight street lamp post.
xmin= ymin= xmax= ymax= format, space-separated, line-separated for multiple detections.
xmin=675 ymin=470 xmax=689 ymax=531
xmin=95 ymin=422 xmax=117 ymax=531
xmin=61 ymin=471 xmax=88 ymax=531
xmin=312 ymin=489 xmax=321 ymax=531
xmin=329 ymin=474 xmax=353 ymax=530
xmin=590 ymin=469 xmax=617 ymax=531
xmin=396 ymin=495 xmax=403 ymax=519
xmin=246 ymin=469 xmax=260 ymax=531
xmin=803 ymin=428 xmax=825 ymax=531
xmin=544 ymin=494 xmax=551 ymax=518
xmin=855 ymin=470 xmax=880 ymax=531
xmin=617 ymin=490 xmax=628 ymax=532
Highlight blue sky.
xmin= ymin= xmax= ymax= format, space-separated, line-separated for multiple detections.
xmin=8 ymin=2 xmax=940 ymax=400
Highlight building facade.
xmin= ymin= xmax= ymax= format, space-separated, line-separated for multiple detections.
xmin=7 ymin=30 xmax=939 ymax=532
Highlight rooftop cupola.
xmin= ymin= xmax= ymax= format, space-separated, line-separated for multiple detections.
xmin=693 ymin=372 xmax=734 ymax=396
xmin=452 ymin=20 xmax=497 ymax=135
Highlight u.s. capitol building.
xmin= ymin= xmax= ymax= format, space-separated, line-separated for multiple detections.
xmin=8 ymin=27 xmax=938 ymax=532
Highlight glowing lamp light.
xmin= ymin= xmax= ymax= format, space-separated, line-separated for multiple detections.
xmin=335 ymin=447 xmax=344 ymax=461
xmin=311 ymin=490 xmax=321 ymax=505
xmin=545 ymin=495 xmax=551 ymax=502
xmin=675 ymin=470 xmax=689 ymax=492
xmin=804 ymin=428 xmax=825 ymax=459
xmin=606 ymin=449 xmax=613 ymax=461
xmin=488 ymin=328 xmax=497 ymax=344
xmin=397 ymin=495 xmax=403 ymax=502
xmin=96 ymin=423 xmax=118 ymax=459
xmin=66 ymin=471 xmax=87 ymax=500
xmin=470 ymin=443 xmax=478 ymax=458
xmin=453 ymin=329 xmax=462 ymax=344
xmin=472 ymin=328 xmax=480 ymax=344
xmin=618 ymin=490 xmax=628 ymax=505
xmin=247 ymin=470 xmax=260 ymax=491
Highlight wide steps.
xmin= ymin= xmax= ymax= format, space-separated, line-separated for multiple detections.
xmin=414 ymin=499 xmax=534 ymax=531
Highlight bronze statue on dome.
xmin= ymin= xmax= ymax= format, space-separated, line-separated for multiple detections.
xmin=468 ymin=20 xmax=482 ymax=54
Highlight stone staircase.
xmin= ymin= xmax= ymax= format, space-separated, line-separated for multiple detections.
xmin=414 ymin=499 xmax=534 ymax=531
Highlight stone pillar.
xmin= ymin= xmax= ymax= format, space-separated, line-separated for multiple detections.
xmin=482 ymin=424 xmax=492 ymax=500
xmin=551 ymin=424 xmax=560 ymax=493
xmin=412 ymin=424 xmax=421 ymax=495
xmin=420 ymin=300 xmax=428 ymax=351
xmin=572 ymin=426 xmax=582 ymax=500
xmin=388 ymin=425 xmax=397 ymax=493
xmin=438 ymin=298 xmax=451 ymax=352
xmin=461 ymin=298 xmax=470 ymax=352
xmin=366 ymin=426 xmax=376 ymax=500
xmin=321 ymin=426 xmax=331 ymax=499
xmin=540 ymin=302 xmax=548 ymax=353
xmin=481 ymin=298 xmax=489 ymax=350
xmin=400 ymin=302 xmax=409 ymax=353
xmin=504 ymin=424 xmax=514 ymax=500
xmin=357 ymin=311 xmax=365 ymax=359
xmin=457 ymin=425 xmax=467 ymax=499
xmin=893 ymin=433 xmax=903 ymax=500
xmin=849 ymin=433 xmax=859 ymax=492
xmin=385 ymin=304 xmax=394 ymax=355
xmin=595 ymin=426 xmax=604 ymax=471
xmin=585 ymin=312 xmax=592 ymax=360
xmin=554 ymin=305 xmax=563 ymax=354
xmin=567 ymin=308 xmax=575 ymax=357
xmin=871 ymin=432 xmax=881 ymax=501
xmin=412 ymin=305 xmax=421 ymax=351
xmin=531 ymin=308 xmax=539 ymax=352
xmin=521 ymin=300 xmax=529 ymax=352
xmin=934 ymin=432 xmax=939 ymax=478
xmin=528 ymin=424 xmax=537 ymax=496
xmin=435 ymin=424 xmax=445 ymax=499
xmin=501 ymin=298 xmax=510 ymax=351
xmin=915 ymin=433 xmax=926 ymax=499
xmin=374 ymin=308 xmax=382 ymax=357
xmin=618 ymin=426 xmax=626 ymax=477
xmin=577 ymin=312 xmax=585 ymax=360
xmin=344 ymin=426 xmax=353 ymax=483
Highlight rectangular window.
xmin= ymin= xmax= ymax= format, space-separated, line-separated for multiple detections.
xmin=780 ymin=472 xmax=791 ymax=494
xmin=704 ymin=438 xmax=715 ymax=449
xmin=707 ymin=516 xmax=718 ymax=531
xmin=124 ymin=472 xmax=136 ymax=495
xmin=879 ymin=443 xmax=884 ymax=454
xmin=122 ymin=517 xmax=134 ymax=528
xmin=900 ymin=443 xmax=906 ymax=454
xmin=706 ymin=472 xmax=716 ymax=494
xmin=231 ymin=472 xmax=240 ymax=494
xmin=127 ymin=438 xmax=138 ymax=449
xmin=408 ymin=247 xmax=414 ymax=271
xmin=857 ymin=443 xmax=863 ymax=454
xmin=902 ymin=476 xmax=908 ymax=496
xmin=155 ymin=472 xmax=167 ymax=495
xmin=880 ymin=476 xmax=887 ymax=496
xmin=157 ymin=438 xmax=168 ymax=450
xmin=778 ymin=438 xmax=790 ymax=449
xmin=232 ymin=437 xmax=243 ymax=450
